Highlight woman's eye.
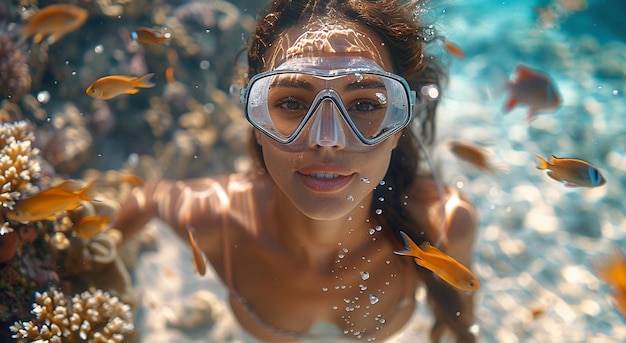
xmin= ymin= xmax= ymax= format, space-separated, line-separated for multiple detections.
xmin=351 ymin=100 xmax=381 ymax=113
xmin=277 ymin=97 xmax=307 ymax=111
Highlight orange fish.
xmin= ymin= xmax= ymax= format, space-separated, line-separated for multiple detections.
xmin=559 ymin=0 xmax=587 ymax=12
xmin=131 ymin=27 xmax=172 ymax=46
xmin=504 ymin=64 xmax=561 ymax=122
xmin=592 ymin=246 xmax=626 ymax=319
xmin=6 ymin=180 xmax=94 ymax=223
xmin=535 ymin=155 xmax=605 ymax=187
xmin=394 ymin=231 xmax=480 ymax=291
xmin=86 ymin=73 xmax=155 ymax=100
xmin=20 ymin=4 xmax=88 ymax=45
xmin=448 ymin=140 xmax=497 ymax=175
xmin=443 ymin=39 xmax=466 ymax=59
xmin=187 ymin=227 xmax=207 ymax=276
xmin=73 ymin=215 xmax=110 ymax=239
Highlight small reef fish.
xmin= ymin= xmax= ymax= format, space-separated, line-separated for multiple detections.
xmin=19 ymin=4 xmax=88 ymax=45
xmin=443 ymin=39 xmax=466 ymax=59
xmin=504 ymin=64 xmax=562 ymax=122
xmin=86 ymin=73 xmax=155 ymax=100
xmin=448 ymin=140 xmax=497 ymax=175
xmin=187 ymin=227 xmax=207 ymax=276
xmin=131 ymin=27 xmax=172 ymax=46
xmin=591 ymin=246 xmax=626 ymax=319
xmin=535 ymin=155 xmax=605 ymax=187
xmin=73 ymin=215 xmax=110 ymax=239
xmin=394 ymin=231 xmax=480 ymax=291
xmin=6 ymin=180 xmax=94 ymax=223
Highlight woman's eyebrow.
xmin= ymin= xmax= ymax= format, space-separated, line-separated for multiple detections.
xmin=271 ymin=77 xmax=314 ymax=90
xmin=343 ymin=78 xmax=386 ymax=91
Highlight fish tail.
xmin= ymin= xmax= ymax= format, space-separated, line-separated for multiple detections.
xmin=535 ymin=155 xmax=550 ymax=170
xmin=135 ymin=73 xmax=155 ymax=88
xmin=394 ymin=231 xmax=422 ymax=258
xmin=76 ymin=181 xmax=96 ymax=202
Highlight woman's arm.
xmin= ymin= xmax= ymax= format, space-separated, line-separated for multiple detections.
xmin=406 ymin=178 xmax=478 ymax=342
xmin=113 ymin=178 xmax=230 ymax=244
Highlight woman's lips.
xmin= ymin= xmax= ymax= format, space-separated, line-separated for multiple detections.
xmin=297 ymin=172 xmax=354 ymax=192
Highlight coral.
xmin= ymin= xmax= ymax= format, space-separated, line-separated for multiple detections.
xmin=34 ymin=103 xmax=93 ymax=175
xmin=0 ymin=26 xmax=31 ymax=102
xmin=10 ymin=288 xmax=134 ymax=343
xmin=0 ymin=120 xmax=41 ymax=211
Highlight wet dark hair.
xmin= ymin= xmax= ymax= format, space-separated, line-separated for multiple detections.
xmin=244 ymin=0 xmax=474 ymax=341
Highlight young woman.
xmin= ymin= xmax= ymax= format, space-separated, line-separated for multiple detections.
xmin=114 ymin=0 xmax=478 ymax=341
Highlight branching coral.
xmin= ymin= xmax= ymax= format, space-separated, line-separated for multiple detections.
xmin=10 ymin=289 xmax=134 ymax=343
xmin=0 ymin=120 xmax=40 ymax=211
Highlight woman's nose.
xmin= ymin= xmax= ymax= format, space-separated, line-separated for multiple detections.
xmin=307 ymin=100 xmax=346 ymax=149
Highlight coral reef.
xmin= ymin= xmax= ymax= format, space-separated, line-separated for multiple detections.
xmin=0 ymin=26 xmax=31 ymax=102
xmin=34 ymin=103 xmax=93 ymax=175
xmin=9 ymin=289 xmax=134 ymax=343
xmin=0 ymin=120 xmax=41 ymax=211
xmin=0 ymin=121 xmax=137 ymax=342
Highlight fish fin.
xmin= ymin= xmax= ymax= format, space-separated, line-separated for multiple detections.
xmin=125 ymin=89 xmax=140 ymax=94
xmin=535 ymin=155 xmax=550 ymax=170
xmin=33 ymin=33 xmax=44 ymax=44
xmin=516 ymin=64 xmax=538 ymax=79
xmin=504 ymin=96 xmax=517 ymax=113
xmin=549 ymin=155 xmax=559 ymax=163
xmin=135 ymin=73 xmax=155 ymax=88
xmin=46 ymin=34 xmax=63 ymax=45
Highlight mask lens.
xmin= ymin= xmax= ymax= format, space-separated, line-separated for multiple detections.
xmin=244 ymin=70 xmax=413 ymax=146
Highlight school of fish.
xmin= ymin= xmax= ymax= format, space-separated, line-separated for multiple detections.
xmin=13 ymin=0 xmax=623 ymax=324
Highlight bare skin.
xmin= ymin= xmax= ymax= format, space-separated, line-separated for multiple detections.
xmin=114 ymin=19 xmax=478 ymax=342
xmin=114 ymin=174 xmax=476 ymax=342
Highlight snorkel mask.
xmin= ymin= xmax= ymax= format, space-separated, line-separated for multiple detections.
xmin=241 ymin=56 xmax=426 ymax=152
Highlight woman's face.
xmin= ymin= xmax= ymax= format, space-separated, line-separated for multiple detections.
xmin=257 ymin=20 xmax=402 ymax=220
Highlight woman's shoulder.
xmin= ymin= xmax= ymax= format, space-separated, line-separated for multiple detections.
xmin=404 ymin=176 xmax=477 ymax=251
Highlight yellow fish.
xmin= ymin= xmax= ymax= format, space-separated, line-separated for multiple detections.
xmin=187 ymin=227 xmax=207 ymax=276
xmin=395 ymin=231 xmax=480 ymax=291
xmin=504 ymin=64 xmax=561 ymax=123
xmin=131 ymin=27 xmax=172 ymax=46
xmin=536 ymin=154 xmax=605 ymax=187
xmin=591 ymin=246 xmax=626 ymax=319
xmin=73 ymin=215 xmax=110 ymax=239
xmin=448 ymin=140 xmax=498 ymax=175
xmin=20 ymin=4 xmax=88 ymax=45
xmin=7 ymin=180 xmax=94 ymax=223
xmin=86 ymin=73 xmax=155 ymax=100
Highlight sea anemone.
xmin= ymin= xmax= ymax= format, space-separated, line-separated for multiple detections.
xmin=10 ymin=289 xmax=134 ymax=343
xmin=0 ymin=120 xmax=40 ymax=211
xmin=0 ymin=27 xmax=31 ymax=102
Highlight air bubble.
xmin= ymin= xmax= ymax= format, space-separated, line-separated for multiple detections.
xmin=322 ymin=287 xmax=328 ymax=292
xmin=375 ymin=225 xmax=382 ymax=231
xmin=369 ymin=295 xmax=379 ymax=304
xmin=375 ymin=209 xmax=382 ymax=215
xmin=346 ymin=194 xmax=355 ymax=201
xmin=360 ymin=177 xmax=371 ymax=184
xmin=360 ymin=271 xmax=370 ymax=280
xmin=354 ymin=73 xmax=364 ymax=82
xmin=378 ymin=197 xmax=384 ymax=202
xmin=36 ymin=91 xmax=50 ymax=103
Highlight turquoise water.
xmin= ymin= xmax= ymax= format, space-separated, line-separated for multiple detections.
xmin=2 ymin=0 xmax=625 ymax=342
